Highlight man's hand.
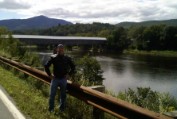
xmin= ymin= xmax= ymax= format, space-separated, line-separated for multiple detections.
xmin=70 ymin=74 xmax=76 ymax=82
xmin=49 ymin=75 xmax=54 ymax=80
xmin=65 ymin=75 xmax=70 ymax=80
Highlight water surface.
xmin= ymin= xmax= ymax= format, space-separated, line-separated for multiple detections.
xmin=95 ymin=54 xmax=177 ymax=98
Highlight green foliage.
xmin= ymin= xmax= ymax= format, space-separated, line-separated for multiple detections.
xmin=107 ymin=27 xmax=131 ymax=52
xmin=12 ymin=22 xmax=177 ymax=52
xmin=0 ymin=27 xmax=10 ymax=36
xmin=0 ymin=67 xmax=55 ymax=119
xmin=161 ymin=26 xmax=177 ymax=50
xmin=128 ymin=26 xmax=146 ymax=50
xmin=0 ymin=64 xmax=98 ymax=119
xmin=117 ymin=87 xmax=177 ymax=113
xmin=0 ymin=27 xmax=11 ymax=56
xmin=0 ymin=27 xmax=41 ymax=67
xmin=75 ymin=55 xmax=104 ymax=86
xmin=142 ymin=25 xmax=164 ymax=50
xmin=22 ymin=51 xmax=41 ymax=67
xmin=116 ymin=19 xmax=177 ymax=28
xmin=66 ymin=96 xmax=92 ymax=119
xmin=30 ymin=22 xmax=115 ymax=37
xmin=124 ymin=50 xmax=177 ymax=57
xmin=159 ymin=93 xmax=177 ymax=112
xmin=128 ymin=25 xmax=177 ymax=51
xmin=0 ymin=27 xmax=44 ymax=94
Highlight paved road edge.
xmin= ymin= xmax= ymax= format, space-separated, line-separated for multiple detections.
xmin=0 ymin=86 xmax=26 ymax=119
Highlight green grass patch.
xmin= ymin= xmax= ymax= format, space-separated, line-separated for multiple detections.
xmin=124 ymin=50 xmax=177 ymax=57
xmin=0 ymin=66 xmax=66 ymax=119
xmin=0 ymin=66 xmax=109 ymax=119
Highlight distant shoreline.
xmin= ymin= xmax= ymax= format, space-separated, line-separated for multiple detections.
xmin=124 ymin=50 xmax=177 ymax=58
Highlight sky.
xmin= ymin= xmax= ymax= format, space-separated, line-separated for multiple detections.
xmin=0 ymin=0 xmax=177 ymax=24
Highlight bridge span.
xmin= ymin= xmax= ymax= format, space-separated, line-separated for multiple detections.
xmin=12 ymin=35 xmax=107 ymax=46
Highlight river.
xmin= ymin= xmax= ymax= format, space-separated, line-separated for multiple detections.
xmin=95 ymin=54 xmax=177 ymax=99
xmin=39 ymin=51 xmax=177 ymax=98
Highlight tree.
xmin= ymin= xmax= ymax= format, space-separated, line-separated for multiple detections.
xmin=107 ymin=27 xmax=130 ymax=51
xmin=128 ymin=26 xmax=146 ymax=50
xmin=161 ymin=26 xmax=177 ymax=50
xmin=142 ymin=25 xmax=165 ymax=50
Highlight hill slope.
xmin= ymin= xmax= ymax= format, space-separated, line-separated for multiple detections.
xmin=116 ymin=19 xmax=177 ymax=28
xmin=0 ymin=15 xmax=73 ymax=30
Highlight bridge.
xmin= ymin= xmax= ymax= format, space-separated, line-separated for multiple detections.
xmin=12 ymin=35 xmax=107 ymax=46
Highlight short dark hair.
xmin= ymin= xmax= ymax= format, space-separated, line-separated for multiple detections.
xmin=57 ymin=44 xmax=64 ymax=48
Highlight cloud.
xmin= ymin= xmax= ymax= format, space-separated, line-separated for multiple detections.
xmin=135 ymin=0 xmax=177 ymax=21
xmin=38 ymin=1 xmax=135 ymax=23
xmin=0 ymin=0 xmax=30 ymax=9
xmin=0 ymin=0 xmax=177 ymax=24
xmin=31 ymin=0 xmax=177 ymax=23
xmin=39 ymin=8 xmax=79 ymax=18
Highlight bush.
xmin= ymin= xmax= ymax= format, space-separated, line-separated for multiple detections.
xmin=75 ymin=55 xmax=104 ymax=86
xmin=117 ymin=87 xmax=177 ymax=113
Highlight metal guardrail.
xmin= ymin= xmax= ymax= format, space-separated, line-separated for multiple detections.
xmin=0 ymin=56 xmax=173 ymax=119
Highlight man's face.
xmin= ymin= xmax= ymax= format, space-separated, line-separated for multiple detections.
xmin=57 ymin=47 xmax=64 ymax=55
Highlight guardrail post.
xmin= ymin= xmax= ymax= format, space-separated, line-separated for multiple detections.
xmin=164 ymin=111 xmax=177 ymax=119
xmin=89 ymin=85 xmax=105 ymax=119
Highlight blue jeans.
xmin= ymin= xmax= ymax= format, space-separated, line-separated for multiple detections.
xmin=49 ymin=77 xmax=67 ymax=112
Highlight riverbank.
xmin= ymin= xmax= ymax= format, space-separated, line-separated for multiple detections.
xmin=124 ymin=50 xmax=177 ymax=57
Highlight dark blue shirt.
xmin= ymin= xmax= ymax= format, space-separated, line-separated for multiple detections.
xmin=44 ymin=54 xmax=75 ymax=78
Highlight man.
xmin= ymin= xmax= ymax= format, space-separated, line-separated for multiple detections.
xmin=44 ymin=44 xmax=75 ymax=112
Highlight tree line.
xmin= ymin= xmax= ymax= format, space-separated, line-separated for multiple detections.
xmin=14 ymin=23 xmax=177 ymax=52
xmin=129 ymin=25 xmax=177 ymax=51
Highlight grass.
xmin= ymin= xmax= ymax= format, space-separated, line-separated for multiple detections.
xmin=124 ymin=50 xmax=177 ymax=57
xmin=0 ymin=66 xmax=66 ymax=119
xmin=0 ymin=50 xmax=11 ymax=58
xmin=0 ymin=65 xmax=112 ymax=119
xmin=0 ymin=65 xmax=118 ymax=119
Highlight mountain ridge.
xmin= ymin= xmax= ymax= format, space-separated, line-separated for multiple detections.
xmin=116 ymin=19 xmax=177 ymax=28
xmin=1 ymin=15 xmax=177 ymax=30
xmin=0 ymin=15 xmax=73 ymax=30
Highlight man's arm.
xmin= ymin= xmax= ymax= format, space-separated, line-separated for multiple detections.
xmin=68 ymin=57 xmax=76 ymax=76
xmin=44 ymin=57 xmax=53 ymax=77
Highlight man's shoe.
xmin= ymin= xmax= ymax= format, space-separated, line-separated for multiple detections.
xmin=49 ymin=109 xmax=54 ymax=113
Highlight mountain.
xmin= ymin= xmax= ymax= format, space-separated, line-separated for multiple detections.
xmin=0 ymin=15 xmax=73 ymax=30
xmin=116 ymin=19 xmax=177 ymax=28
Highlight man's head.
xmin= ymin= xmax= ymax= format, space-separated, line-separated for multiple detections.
xmin=57 ymin=44 xmax=64 ymax=55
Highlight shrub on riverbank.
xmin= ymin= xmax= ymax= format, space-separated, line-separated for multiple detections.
xmin=75 ymin=55 xmax=104 ymax=86
xmin=107 ymin=87 xmax=177 ymax=113
xmin=0 ymin=27 xmax=41 ymax=67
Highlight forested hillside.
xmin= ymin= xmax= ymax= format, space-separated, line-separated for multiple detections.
xmin=116 ymin=19 xmax=177 ymax=28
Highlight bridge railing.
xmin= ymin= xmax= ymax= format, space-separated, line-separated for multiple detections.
xmin=0 ymin=56 xmax=173 ymax=119
xmin=11 ymin=35 xmax=107 ymax=45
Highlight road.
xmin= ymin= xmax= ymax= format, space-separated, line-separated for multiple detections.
xmin=0 ymin=85 xmax=25 ymax=119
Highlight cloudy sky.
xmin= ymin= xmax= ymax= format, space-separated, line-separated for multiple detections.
xmin=0 ymin=0 xmax=177 ymax=24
